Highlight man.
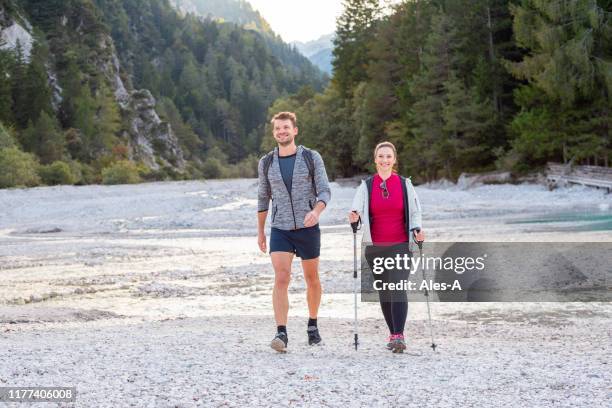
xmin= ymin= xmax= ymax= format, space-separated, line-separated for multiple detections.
xmin=257 ymin=111 xmax=331 ymax=353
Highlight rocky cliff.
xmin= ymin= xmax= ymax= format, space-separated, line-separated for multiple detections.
xmin=0 ymin=2 xmax=186 ymax=172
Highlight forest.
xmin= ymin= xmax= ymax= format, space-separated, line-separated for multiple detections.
xmin=0 ymin=0 xmax=610 ymax=187
xmin=0 ymin=0 xmax=326 ymax=187
xmin=266 ymin=0 xmax=611 ymax=181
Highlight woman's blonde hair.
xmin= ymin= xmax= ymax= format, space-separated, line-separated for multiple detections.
xmin=373 ymin=141 xmax=399 ymax=173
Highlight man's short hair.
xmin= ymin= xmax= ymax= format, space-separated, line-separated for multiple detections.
xmin=271 ymin=112 xmax=297 ymax=128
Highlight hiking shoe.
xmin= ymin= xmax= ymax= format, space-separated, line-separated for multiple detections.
xmin=307 ymin=326 xmax=322 ymax=345
xmin=386 ymin=334 xmax=396 ymax=350
xmin=270 ymin=332 xmax=288 ymax=353
xmin=392 ymin=334 xmax=406 ymax=353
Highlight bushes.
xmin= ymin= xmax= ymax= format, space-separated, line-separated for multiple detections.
xmin=0 ymin=147 xmax=41 ymax=188
xmin=0 ymin=122 xmax=16 ymax=149
xmin=38 ymin=161 xmax=77 ymax=185
xmin=201 ymin=157 xmax=224 ymax=179
xmin=200 ymin=150 xmax=258 ymax=179
xmin=101 ymin=160 xmax=142 ymax=185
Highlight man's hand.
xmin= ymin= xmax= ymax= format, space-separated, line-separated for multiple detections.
xmin=258 ymin=232 xmax=267 ymax=253
xmin=303 ymin=210 xmax=319 ymax=228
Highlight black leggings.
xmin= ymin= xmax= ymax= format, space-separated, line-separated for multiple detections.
xmin=378 ymin=291 xmax=407 ymax=335
xmin=365 ymin=243 xmax=410 ymax=335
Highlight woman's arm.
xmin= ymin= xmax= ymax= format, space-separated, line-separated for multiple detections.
xmin=349 ymin=181 xmax=366 ymax=222
xmin=406 ymin=178 xmax=422 ymax=233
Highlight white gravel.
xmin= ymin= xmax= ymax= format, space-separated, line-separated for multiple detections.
xmin=0 ymin=179 xmax=610 ymax=407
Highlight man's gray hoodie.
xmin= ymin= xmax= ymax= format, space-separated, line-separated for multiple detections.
xmin=258 ymin=146 xmax=331 ymax=231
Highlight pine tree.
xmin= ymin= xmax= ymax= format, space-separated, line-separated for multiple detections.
xmin=24 ymin=42 xmax=54 ymax=125
xmin=0 ymin=121 xmax=16 ymax=149
xmin=11 ymin=41 xmax=30 ymax=129
xmin=92 ymin=82 xmax=121 ymax=153
xmin=408 ymin=12 xmax=461 ymax=180
xmin=332 ymin=0 xmax=382 ymax=97
xmin=18 ymin=111 xmax=64 ymax=163
xmin=73 ymin=86 xmax=96 ymax=161
xmin=0 ymin=46 xmax=15 ymax=125
xmin=35 ymin=111 xmax=64 ymax=164
xmin=507 ymin=0 xmax=611 ymax=166
xmin=443 ymin=72 xmax=496 ymax=173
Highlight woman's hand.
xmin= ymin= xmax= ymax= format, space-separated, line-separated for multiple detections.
xmin=348 ymin=211 xmax=360 ymax=224
xmin=413 ymin=229 xmax=425 ymax=243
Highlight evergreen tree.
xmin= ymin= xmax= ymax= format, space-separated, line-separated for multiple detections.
xmin=72 ymin=86 xmax=96 ymax=161
xmin=442 ymin=72 xmax=496 ymax=172
xmin=24 ymin=41 xmax=54 ymax=125
xmin=19 ymin=111 xmax=64 ymax=163
xmin=0 ymin=46 xmax=15 ymax=125
xmin=408 ymin=12 xmax=461 ymax=180
xmin=0 ymin=121 xmax=16 ymax=149
xmin=11 ymin=41 xmax=30 ymax=129
xmin=157 ymin=97 xmax=202 ymax=159
xmin=36 ymin=111 xmax=65 ymax=164
xmin=507 ymin=0 xmax=611 ymax=166
xmin=92 ymin=82 xmax=121 ymax=153
xmin=333 ymin=0 xmax=382 ymax=97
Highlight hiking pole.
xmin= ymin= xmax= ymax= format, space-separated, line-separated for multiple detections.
xmin=350 ymin=212 xmax=361 ymax=350
xmin=415 ymin=229 xmax=437 ymax=352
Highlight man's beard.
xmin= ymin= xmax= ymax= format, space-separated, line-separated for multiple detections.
xmin=277 ymin=137 xmax=294 ymax=147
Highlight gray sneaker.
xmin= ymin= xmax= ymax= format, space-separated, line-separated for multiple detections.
xmin=271 ymin=332 xmax=288 ymax=353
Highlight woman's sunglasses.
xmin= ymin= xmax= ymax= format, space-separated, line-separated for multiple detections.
xmin=380 ymin=180 xmax=389 ymax=199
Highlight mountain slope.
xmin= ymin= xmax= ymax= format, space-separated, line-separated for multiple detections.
xmin=292 ymin=33 xmax=334 ymax=74
xmin=171 ymin=0 xmax=273 ymax=35
xmin=0 ymin=0 xmax=328 ymax=188
xmin=171 ymin=0 xmax=329 ymax=81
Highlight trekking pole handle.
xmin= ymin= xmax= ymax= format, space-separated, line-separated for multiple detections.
xmin=350 ymin=211 xmax=361 ymax=234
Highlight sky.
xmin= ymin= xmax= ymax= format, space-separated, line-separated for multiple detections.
xmin=247 ymin=0 xmax=402 ymax=43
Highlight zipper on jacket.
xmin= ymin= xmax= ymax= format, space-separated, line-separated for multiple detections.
xmin=287 ymin=190 xmax=297 ymax=229
xmin=277 ymin=147 xmax=298 ymax=230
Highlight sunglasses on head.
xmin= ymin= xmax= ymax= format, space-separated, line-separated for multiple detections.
xmin=380 ymin=180 xmax=389 ymax=199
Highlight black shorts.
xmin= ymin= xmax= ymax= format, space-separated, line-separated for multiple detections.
xmin=270 ymin=225 xmax=320 ymax=260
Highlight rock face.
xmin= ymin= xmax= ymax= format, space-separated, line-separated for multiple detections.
xmin=124 ymin=90 xmax=186 ymax=170
xmin=94 ymin=33 xmax=185 ymax=171
xmin=0 ymin=3 xmax=186 ymax=173
xmin=0 ymin=9 xmax=33 ymax=62
xmin=96 ymin=34 xmax=130 ymax=105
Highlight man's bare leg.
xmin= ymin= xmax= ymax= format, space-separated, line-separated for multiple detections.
xmin=302 ymin=257 xmax=322 ymax=345
xmin=302 ymin=257 xmax=321 ymax=319
xmin=271 ymin=252 xmax=293 ymax=326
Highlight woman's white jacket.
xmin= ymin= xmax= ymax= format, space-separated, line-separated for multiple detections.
xmin=350 ymin=176 xmax=423 ymax=252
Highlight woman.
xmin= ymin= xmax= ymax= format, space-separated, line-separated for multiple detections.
xmin=348 ymin=141 xmax=424 ymax=353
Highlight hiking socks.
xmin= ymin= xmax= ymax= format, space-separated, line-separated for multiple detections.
xmin=307 ymin=318 xmax=317 ymax=328
xmin=277 ymin=325 xmax=287 ymax=335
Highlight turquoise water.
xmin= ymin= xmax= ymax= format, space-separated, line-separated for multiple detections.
xmin=509 ymin=211 xmax=612 ymax=232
